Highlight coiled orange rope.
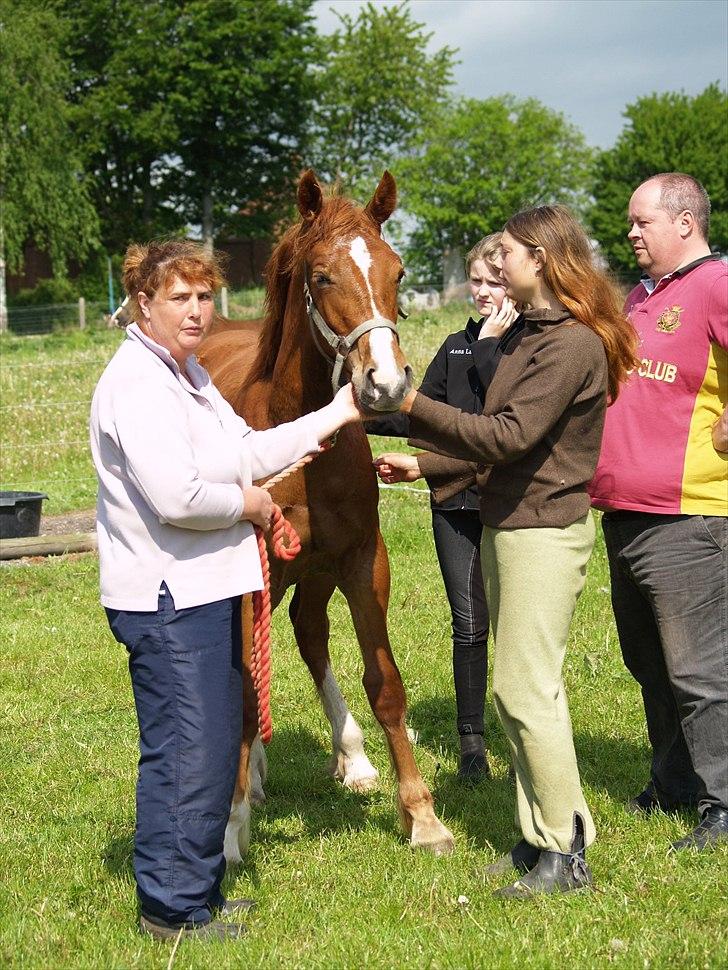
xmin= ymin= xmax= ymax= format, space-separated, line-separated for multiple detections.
xmin=250 ymin=449 xmax=325 ymax=744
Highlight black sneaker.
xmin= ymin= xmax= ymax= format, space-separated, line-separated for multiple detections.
xmin=627 ymin=781 xmax=694 ymax=815
xmin=213 ymin=897 xmax=257 ymax=916
xmin=670 ymin=807 xmax=728 ymax=851
xmin=139 ymin=915 xmax=247 ymax=941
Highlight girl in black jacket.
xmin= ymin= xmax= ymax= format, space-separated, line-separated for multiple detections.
xmin=367 ymin=233 xmax=520 ymax=781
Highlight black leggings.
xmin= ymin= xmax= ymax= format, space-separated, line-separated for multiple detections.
xmin=431 ymin=509 xmax=489 ymax=737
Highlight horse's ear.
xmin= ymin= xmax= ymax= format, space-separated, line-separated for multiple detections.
xmin=297 ymin=169 xmax=324 ymax=222
xmin=365 ymin=170 xmax=397 ymax=227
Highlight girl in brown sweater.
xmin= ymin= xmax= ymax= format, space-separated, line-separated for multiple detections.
xmin=375 ymin=206 xmax=637 ymax=898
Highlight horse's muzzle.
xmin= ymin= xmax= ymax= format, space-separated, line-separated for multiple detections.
xmin=356 ymin=364 xmax=413 ymax=412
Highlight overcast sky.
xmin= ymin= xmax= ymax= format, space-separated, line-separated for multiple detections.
xmin=313 ymin=0 xmax=727 ymax=148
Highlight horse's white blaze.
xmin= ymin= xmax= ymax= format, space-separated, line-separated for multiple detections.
xmin=349 ymin=236 xmax=377 ymax=315
xmin=348 ymin=236 xmax=400 ymax=391
xmin=319 ymin=666 xmax=379 ymax=791
xmin=368 ymin=327 xmax=400 ymax=387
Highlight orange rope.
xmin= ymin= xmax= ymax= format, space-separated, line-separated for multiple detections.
xmin=250 ymin=446 xmax=329 ymax=743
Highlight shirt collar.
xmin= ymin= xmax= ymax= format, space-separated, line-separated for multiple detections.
xmin=465 ymin=317 xmax=482 ymax=341
xmin=126 ymin=323 xmax=209 ymax=391
xmin=640 ymin=252 xmax=721 ymax=294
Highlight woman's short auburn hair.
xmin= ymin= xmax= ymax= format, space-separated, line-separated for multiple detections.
xmin=120 ymin=239 xmax=227 ymax=326
xmin=465 ymin=232 xmax=503 ymax=275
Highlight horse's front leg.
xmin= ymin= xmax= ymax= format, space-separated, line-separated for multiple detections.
xmin=340 ymin=532 xmax=455 ymax=855
xmin=224 ymin=595 xmax=264 ymax=863
xmin=289 ymin=575 xmax=380 ymax=793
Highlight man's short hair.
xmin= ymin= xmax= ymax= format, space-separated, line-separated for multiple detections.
xmin=641 ymin=173 xmax=711 ymax=240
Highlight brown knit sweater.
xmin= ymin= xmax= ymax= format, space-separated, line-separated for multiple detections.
xmin=410 ymin=308 xmax=608 ymax=529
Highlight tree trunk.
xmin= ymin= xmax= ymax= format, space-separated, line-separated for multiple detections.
xmin=202 ymin=192 xmax=214 ymax=253
xmin=0 ymin=219 xmax=8 ymax=334
xmin=142 ymin=159 xmax=153 ymax=230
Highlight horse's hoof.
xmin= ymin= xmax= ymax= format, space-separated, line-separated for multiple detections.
xmin=418 ymin=836 xmax=456 ymax=857
xmin=330 ymin=753 xmax=380 ymax=793
xmin=410 ymin=819 xmax=456 ymax=856
xmin=224 ymin=800 xmax=251 ymax=863
xmin=223 ymin=837 xmax=243 ymax=866
xmin=344 ymin=772 xmax=380 ymax=794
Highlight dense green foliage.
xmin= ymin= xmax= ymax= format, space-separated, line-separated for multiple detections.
xmin=310 ymin=1 xmax=456 ymax=194
xmin=398 ymin=96 xmax=593 ymax=282
xmin=0 ymin=0 xmax=98 ymax=275
xmin=55 ymin=0 xmax=317 ymax=250
xmin=1 ymin=310 xmax=727 ymax=966
xmin=2 ymin=0 xmax=726 ymax=294
xmin=590 ymin=84 xmax=728 ymax=273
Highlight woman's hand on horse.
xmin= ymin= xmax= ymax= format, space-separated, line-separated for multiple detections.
xmin=242 ymin=486 xmax=274 ymax=531
xmin=479 ymin=297 xmax=518 ymax=338
xmin=373 ymin=453 xmax=422 ymax=484
xmin=311 ymin=384 xmax=362 ymax=444
xmin=332 ymin=383 xmax=364 ymax=425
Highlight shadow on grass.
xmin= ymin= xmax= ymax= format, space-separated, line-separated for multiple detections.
xmin=101 ymin=724 xmax=397 ymax=885
xmin=101 ymin=711 xmax=661 ymax=888
xmin=406 ymin=692 xmax=674 ymax=853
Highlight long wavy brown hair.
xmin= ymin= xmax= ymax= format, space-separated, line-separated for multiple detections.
xmin=505 ymin=205 xmax=638 ymax=401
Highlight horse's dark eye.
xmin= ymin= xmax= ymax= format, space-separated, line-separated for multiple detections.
xmin=313 ymin=273 xmax=331 ymax=286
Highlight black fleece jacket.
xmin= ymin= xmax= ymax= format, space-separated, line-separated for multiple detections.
xmin=366 ymin=315 xmax=525 ymax=510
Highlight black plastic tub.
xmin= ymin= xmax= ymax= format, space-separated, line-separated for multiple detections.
xmin=0 ymin=491 xmax=48 ymax=540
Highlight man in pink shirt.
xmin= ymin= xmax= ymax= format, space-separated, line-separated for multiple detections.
xmin=591 ymin=173 xmax=727 ymax=851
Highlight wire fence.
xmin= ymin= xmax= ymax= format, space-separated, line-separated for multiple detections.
xmin=3 ymin=301 xmax=111 ymax=336
xmin=0 ymin=325 xmax=431 ymax=519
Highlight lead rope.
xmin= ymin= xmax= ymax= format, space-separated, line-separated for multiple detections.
xmin=250 ymin=445 xmax=331 ymax=743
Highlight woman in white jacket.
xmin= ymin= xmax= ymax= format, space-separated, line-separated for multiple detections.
xmin=91 ymin=240 xmax=359 ymax=941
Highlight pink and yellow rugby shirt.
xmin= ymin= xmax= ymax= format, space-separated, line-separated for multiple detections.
xmin=590 ymin=255 xmax=727 ymax=515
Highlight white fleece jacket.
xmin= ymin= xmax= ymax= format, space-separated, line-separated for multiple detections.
xmin=90 ymin=325 xmax=321 ymax=610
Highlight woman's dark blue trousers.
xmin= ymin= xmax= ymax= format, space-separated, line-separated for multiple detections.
xmin=106 ymin=586 xmax=243 ymax=926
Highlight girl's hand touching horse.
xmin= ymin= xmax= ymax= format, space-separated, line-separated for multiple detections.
xmin=373 ymin=453 xmax=422 ymax=484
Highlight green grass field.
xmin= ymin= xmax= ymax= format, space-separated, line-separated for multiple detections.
xmin=1 ymin=310 xmax=726 ymax=968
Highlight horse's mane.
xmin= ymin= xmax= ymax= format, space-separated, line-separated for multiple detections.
xmin=245 ymin=190 xmax=380 ymax=386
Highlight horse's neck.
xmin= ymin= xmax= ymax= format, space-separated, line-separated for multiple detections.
xmin=268 ymin=290 xmax=334 ymax=424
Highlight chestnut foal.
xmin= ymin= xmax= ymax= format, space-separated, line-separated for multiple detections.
xmin=199 ymin=170 xmax=455 ymax=861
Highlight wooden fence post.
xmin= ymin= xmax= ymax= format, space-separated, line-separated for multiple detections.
xmin=221 ymin=286 xmax=229 ymax=318
xmin=78 ymin=297 xmax=86 ymax=330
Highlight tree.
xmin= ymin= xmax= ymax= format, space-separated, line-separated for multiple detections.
xmin=310 ymin=1 xmax=457 ymax=194
xmin=58 ymin=0 xmax=317 ymax=252
xmin=167 ymin=0 xmax=318 ymax=248
xmin=0 ymin=0 xmax=98 ymax=328
xmin=590 ymin=85 xmax=728 ymax=275
xmin=55 ymin=0 xmax=182 ymax=253
xmin=397 ymin=96 xmax=593 ymax=283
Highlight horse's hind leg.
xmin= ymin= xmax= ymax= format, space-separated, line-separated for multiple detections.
xmin=289 ymin=576 xmax=379 ymax=793
xmin=340 ymin=532 xmax=455 ymax=855
xmin=224 ymin=595 xmax=260 ymax=864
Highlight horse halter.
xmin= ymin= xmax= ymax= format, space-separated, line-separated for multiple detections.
xmin=304 ymin=273 xmax=405 ymax=397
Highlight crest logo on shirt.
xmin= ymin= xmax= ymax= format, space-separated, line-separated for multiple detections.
xmin=655 ymin=305 xmax=683 ymax=333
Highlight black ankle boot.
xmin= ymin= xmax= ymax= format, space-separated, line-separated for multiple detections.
xmin=494 ymin=813 xmax=593 ymax=899
xmin=457 ymin=733 xmax=490 ymax=784
xmin=481 ymin=838 xmax=540 ymax=878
